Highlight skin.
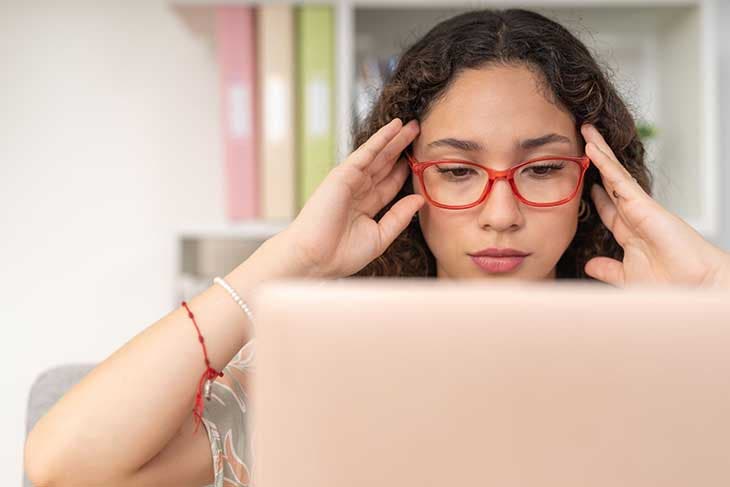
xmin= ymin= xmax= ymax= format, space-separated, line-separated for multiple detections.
xmin=410 ymin=64 xmax=584 ymax=280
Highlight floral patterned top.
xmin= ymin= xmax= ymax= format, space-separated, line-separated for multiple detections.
xmin=200 ymin=338 xmax=256 ymax=487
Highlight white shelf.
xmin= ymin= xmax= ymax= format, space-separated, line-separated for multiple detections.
xmin=177 ymin=221 xmax=292 ymax=282
xmin=178 ymin=219 xmax=292 ymax=240
xmin=173 ymin=0 xmax=721 ymax=244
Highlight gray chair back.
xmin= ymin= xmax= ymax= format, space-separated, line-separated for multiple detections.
xmin=24 ymin=364 xmax=96 ymax=487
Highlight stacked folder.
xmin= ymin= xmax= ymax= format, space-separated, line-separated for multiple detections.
xmin=214 ymin=4 xmax=335 ymax=222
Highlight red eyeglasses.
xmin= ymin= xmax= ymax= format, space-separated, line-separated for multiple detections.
xmin=405 ymin=148 xmax=591 ymax=209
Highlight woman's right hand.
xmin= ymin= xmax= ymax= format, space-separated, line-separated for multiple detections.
xmin=278 ymin=117 xmax=425 ymax=279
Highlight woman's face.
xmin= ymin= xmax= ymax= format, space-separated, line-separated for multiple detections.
xmin=411 ymin=64 xmax=585 ymax=280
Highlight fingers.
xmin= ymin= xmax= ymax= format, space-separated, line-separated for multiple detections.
xmin=348 ymin=118 xmax=402 ymax=170
xmin=372 ymin=148 xmax=408 ymax=186
xmin=581 ymin=124 xmax=645 ymax=203
xmin=376 ymin=193 xmax=425 ymax=252
xmin=591 ymin=183 xmax=622 ymax=243
xmin=363 ymin=157 xmax=410 ymax=218
xmin=348 ymin=118 xmax=419 ymax=175
xmin=584 ymin=256 xmax=625 ymax=287
xmin=369 ymin=119 xmax=420 ymax=178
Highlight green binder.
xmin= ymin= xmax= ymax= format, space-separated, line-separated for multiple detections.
xmin=296 ymin=5 xmax=335 ymax=211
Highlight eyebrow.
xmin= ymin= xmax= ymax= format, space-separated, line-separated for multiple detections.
xmin=426 ymin=133 xmax=572 ymax=152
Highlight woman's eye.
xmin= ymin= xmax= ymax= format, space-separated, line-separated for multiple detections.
xmin=437 ymin=167 xmax=474 ymax=178
xmin=530 ymin=166 xmax=552 ymax=175
xmin=523 ymin=162 xmax=565 ymax=177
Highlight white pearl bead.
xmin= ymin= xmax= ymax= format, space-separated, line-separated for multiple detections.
xmin=213 ymin=276 xmax=255 ymax=335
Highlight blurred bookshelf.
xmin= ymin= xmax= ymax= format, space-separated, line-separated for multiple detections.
xmin=176 ymin=220 xmax=292 ymax=302
xmin=172 ymin=0 xmax=720 ymax=297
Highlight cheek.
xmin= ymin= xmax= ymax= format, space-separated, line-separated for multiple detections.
xmin=417 ymin=206 xmax=461 ymax=255
xmin=531 ymin=204 xmax=580 ymax=253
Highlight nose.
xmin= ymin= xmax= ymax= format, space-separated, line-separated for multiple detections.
xmin=476 ymin=178 xmax=524 ymax=232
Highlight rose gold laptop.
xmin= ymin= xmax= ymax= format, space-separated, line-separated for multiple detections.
xmin=249 ymin=278 xmax=730 ymax=487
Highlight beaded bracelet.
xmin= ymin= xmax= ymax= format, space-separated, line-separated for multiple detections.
xmin=214 ymin=276 xmax=255 ymax=332
xmin=182 ymin=276 xmax=256 ymax=434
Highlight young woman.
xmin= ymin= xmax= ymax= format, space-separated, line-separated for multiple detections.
xmin=25 ymin=8 xmax=730 ymax=487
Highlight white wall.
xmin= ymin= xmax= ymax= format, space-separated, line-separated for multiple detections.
xmin=1 ymin=1 xmax=225 ymax=484
xmin=717 ymin=0 xmax=730 ymax=250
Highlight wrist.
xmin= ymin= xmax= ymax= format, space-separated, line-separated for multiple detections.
xmin=218 ymin=235 xmax=306 ymax=340
xmin=718 ymin=255 xmax=730 ymax=289
xmin=707 ymin=251 xmax=730 ymax=290
xmin=225 ymin=231 xmax=315 ymax=290
xmin=264 ymin=229 xmax=328 ymax=279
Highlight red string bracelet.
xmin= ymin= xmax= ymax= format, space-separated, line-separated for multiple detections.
xmin=181 ymin=300 xmax=224 ymax=435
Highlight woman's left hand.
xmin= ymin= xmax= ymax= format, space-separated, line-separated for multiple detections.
xmin=580 ymin=123 xmax=730 ymax=288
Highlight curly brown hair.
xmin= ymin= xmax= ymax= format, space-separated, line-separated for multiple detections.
xmin=350 ymin=8 xmax=653 ymax=280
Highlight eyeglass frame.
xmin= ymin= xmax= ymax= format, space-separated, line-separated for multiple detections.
xmin=404 ymin=148 xmax=592 ymax=209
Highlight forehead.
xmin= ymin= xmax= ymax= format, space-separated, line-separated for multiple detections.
xmin=420 ymin=64 xmax=576 ymax=143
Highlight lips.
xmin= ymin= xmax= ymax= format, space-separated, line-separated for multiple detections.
xmin=468 ymin=247 xmax=531 ymax=273
xmin=469 ymin=247 xmax=530 ymax=258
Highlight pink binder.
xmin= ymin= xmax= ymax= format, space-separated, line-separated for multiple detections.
xmin=215 ymin=6 xmax=259 ymax=220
